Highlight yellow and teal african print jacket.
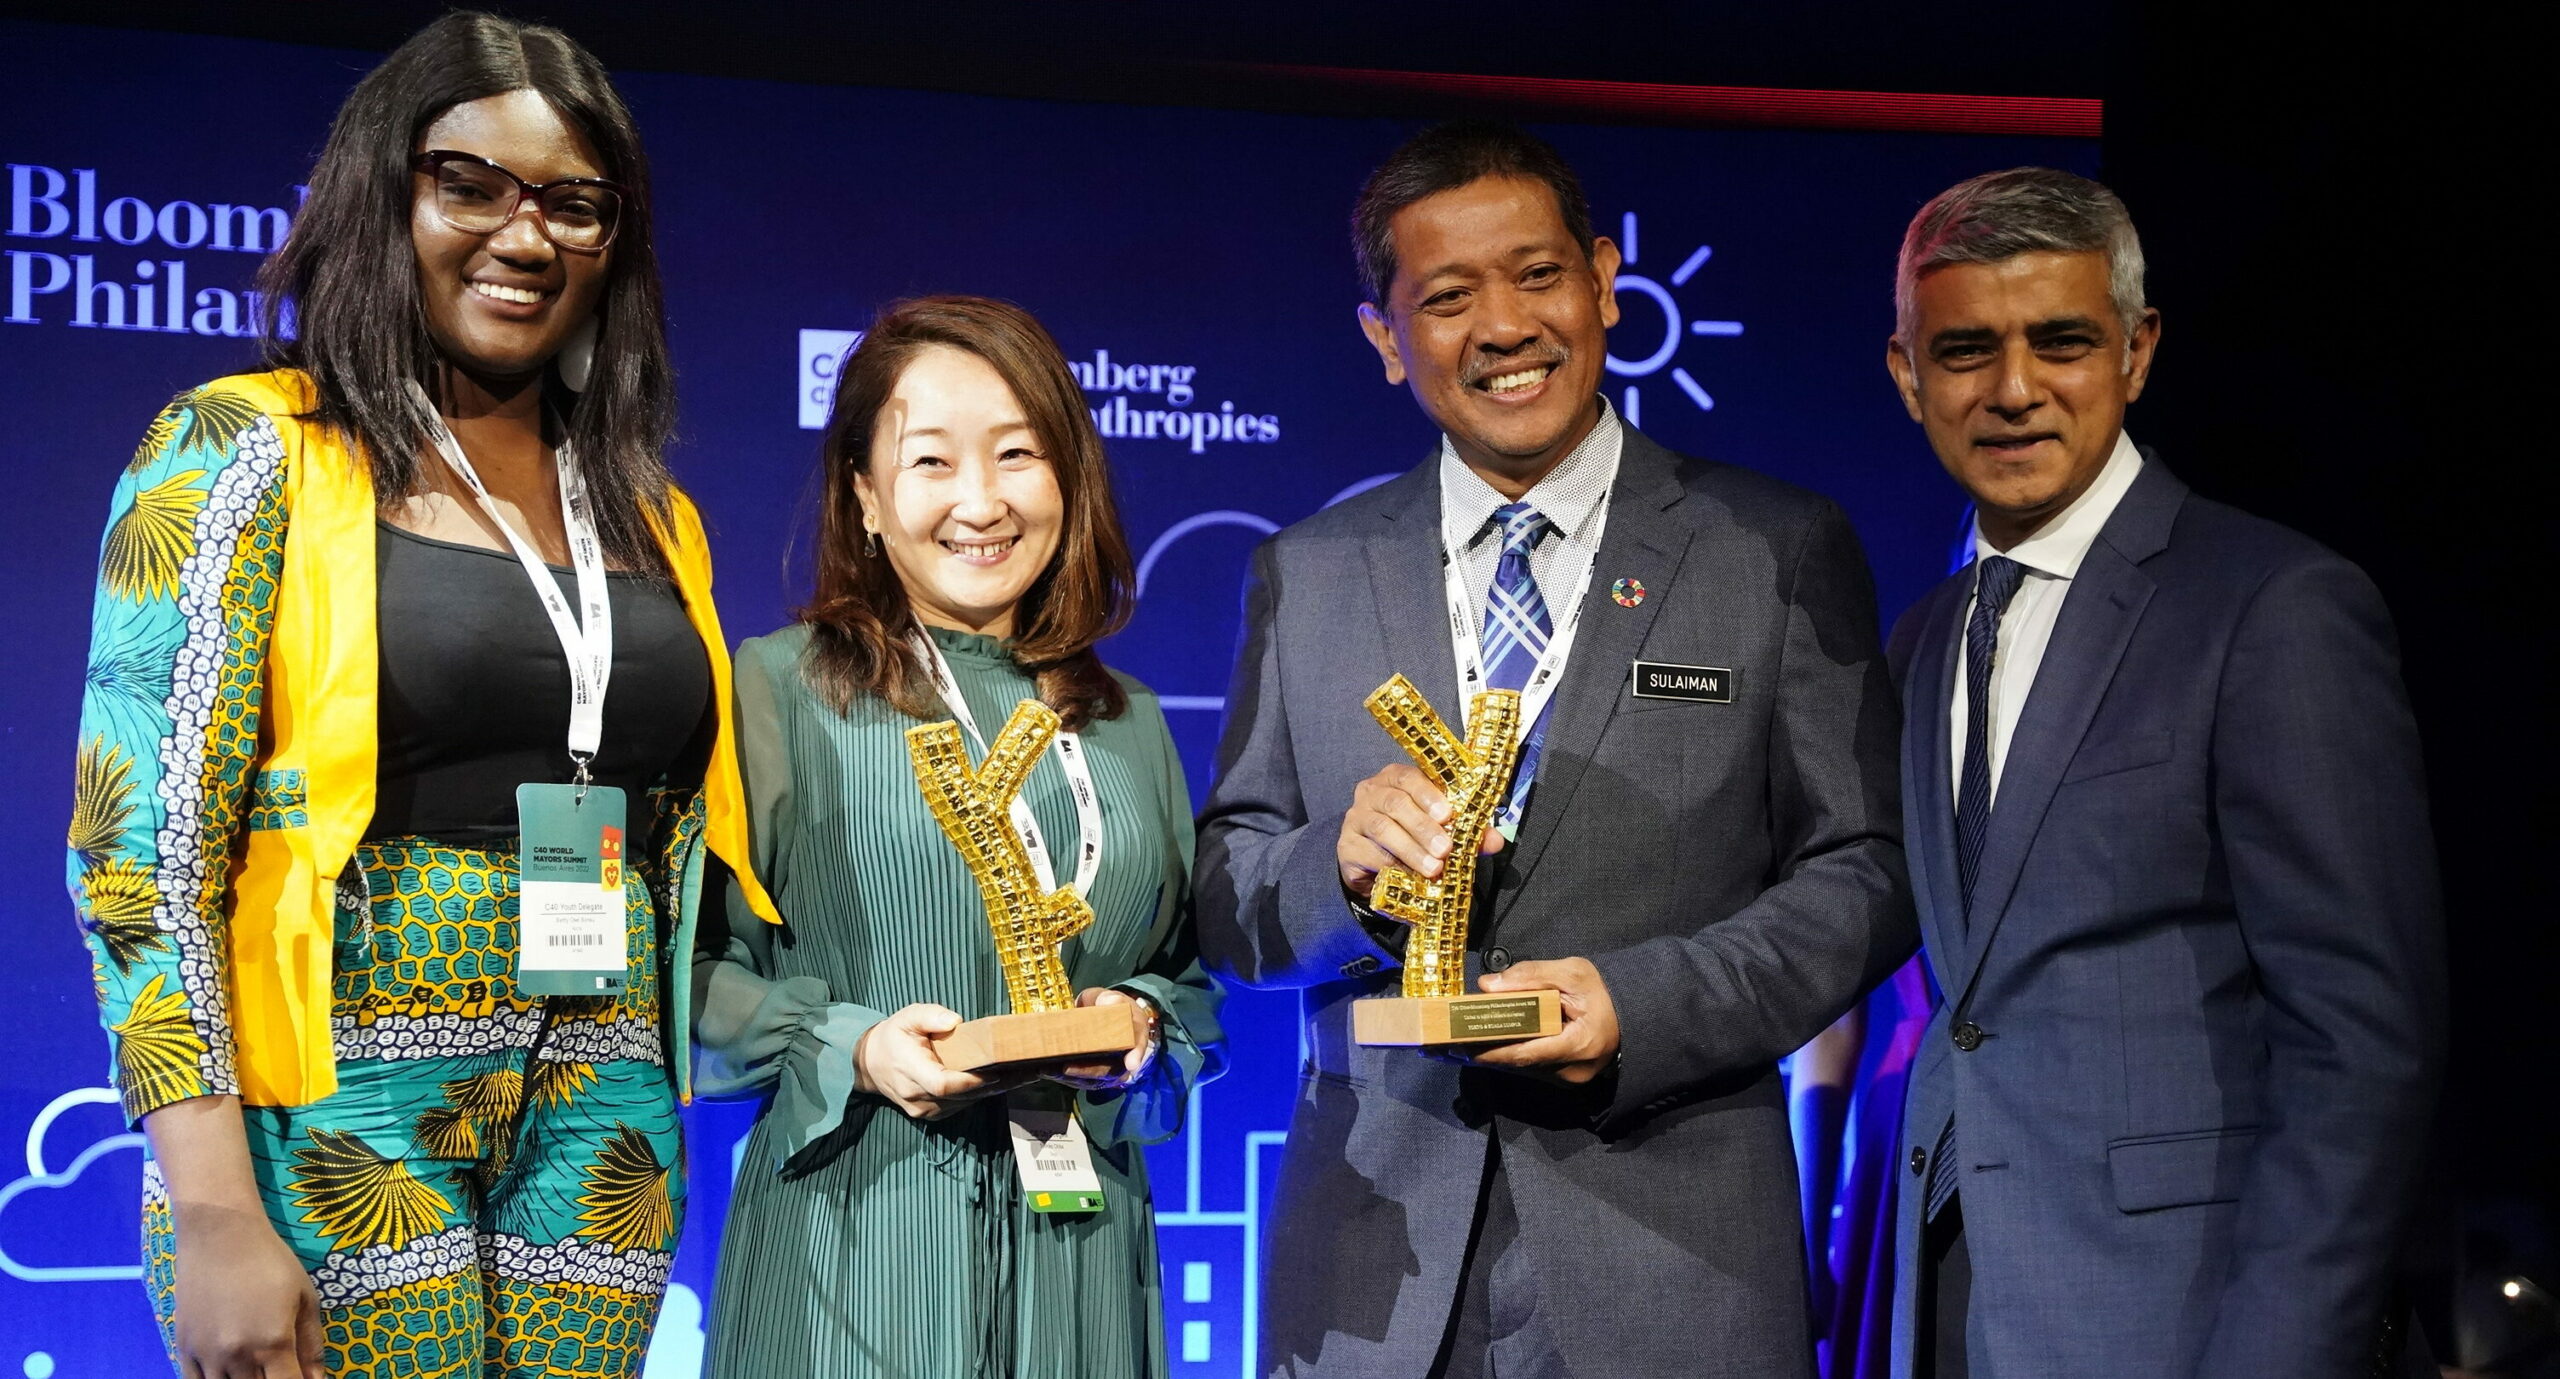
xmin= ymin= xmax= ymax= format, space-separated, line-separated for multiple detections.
xmin=67 ymin=368 xmax=776 ymax=1122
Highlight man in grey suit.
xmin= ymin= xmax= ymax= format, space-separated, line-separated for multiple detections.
xmin=1881 ymin=169 xmax=2445 ymax=1378
xmin=1194 ymin=120 xmax=1916 ymax=1379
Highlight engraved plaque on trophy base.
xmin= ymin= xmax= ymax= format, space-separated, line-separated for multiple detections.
xmin=1351 ymin=989 xmax=1562 ymax=1047
xmin=935 ymin=1002 xmax=1148 ymax=1072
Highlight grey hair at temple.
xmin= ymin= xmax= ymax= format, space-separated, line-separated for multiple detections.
xmin=1894 ymin=167 xmax=2148 ymax=353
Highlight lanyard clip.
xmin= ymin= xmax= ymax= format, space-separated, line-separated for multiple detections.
xmin=571 ymin=751 xmax=594 ymax=804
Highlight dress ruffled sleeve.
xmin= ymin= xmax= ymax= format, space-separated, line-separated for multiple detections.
xmin=689 ymin=635 xmax=887 ymax=1174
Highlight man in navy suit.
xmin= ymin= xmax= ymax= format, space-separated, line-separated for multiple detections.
xmin=1882 ymin=167 xmax=2445 ymax=1378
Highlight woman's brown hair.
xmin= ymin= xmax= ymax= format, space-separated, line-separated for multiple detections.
xmin=800 ymin=295 xmax=1133 ymax=729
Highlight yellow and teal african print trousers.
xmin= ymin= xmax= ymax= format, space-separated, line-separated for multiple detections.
xmin=142 ymin=839 xmax=683 ymax=1378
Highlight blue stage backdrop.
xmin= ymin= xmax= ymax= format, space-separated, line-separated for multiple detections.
xmin=0 ymin=19 xmax=2093 ymax=1376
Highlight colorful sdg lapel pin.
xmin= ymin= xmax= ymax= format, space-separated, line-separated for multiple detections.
xmin=1611 ymin=577 xmax=1647 ymax=608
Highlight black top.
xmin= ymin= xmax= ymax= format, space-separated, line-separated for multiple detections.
xmin=370 ymin=522 xmax=713 ymax=843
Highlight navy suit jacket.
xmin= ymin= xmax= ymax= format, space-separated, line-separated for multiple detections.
xmin=1196 ymin=428 xmax=1915 ymax=1378
xmin=1887 ymin=455 xmax=2445 ymax=1378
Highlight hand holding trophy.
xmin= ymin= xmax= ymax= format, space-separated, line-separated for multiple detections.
xmin=1351 ymin=675 xmax=1565 ymax=1047
xmin=906 ymin=700 xmax=1149 ymax=1071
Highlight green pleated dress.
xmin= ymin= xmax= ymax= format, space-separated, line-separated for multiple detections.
xmin=693 ymin=624 xmax=1225 ymax=1378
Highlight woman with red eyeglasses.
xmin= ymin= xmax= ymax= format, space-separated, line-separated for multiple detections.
xmin=65 ymin=12 xmax=770 ymax=1376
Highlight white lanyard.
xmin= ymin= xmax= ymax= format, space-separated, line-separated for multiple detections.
xmin=1441 ymin=489 xmax=1609 ymax=739
xmin=409 ymin=383 xmax=613 ymax=784
xmin=914 ymin=633 xmax=1104 ymax=898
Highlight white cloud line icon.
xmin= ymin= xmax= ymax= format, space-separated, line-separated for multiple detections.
xmin=1128 ymin=474 xmax=1397 ymax=715
xmin=0 ymin=1086 xmax=145 ymax=1283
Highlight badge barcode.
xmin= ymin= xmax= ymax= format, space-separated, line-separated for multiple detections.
xmin=544 ymin=934 xmax=607 ymax=948
xmin=1034 ymin=1157 xmax=1074 ymax=1173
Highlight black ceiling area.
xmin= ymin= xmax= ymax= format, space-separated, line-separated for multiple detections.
xmin=1 ymin=0 xmax=2115 ymax=120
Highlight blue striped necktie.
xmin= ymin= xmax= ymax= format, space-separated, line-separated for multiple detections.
xmin=1956 ymin=554 xmax=2026 ymax=920
xmin=1480 ymin=502 xmax=1554 ymax=828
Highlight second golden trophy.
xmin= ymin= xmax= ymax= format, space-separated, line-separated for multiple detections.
xmin=907 ymin=700 xmax=1147 ymax=1071
xmin=1350 ymin=674 xmax=1564 ymax=1047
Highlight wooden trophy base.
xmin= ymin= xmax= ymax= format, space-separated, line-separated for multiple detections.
xmin=1352 ymin=989 xmax=1562 ymax=1047
xmin=935 ymin=1002 xmax=1148 ymax=1072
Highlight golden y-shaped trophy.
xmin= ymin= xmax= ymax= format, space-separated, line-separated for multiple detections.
xmin=907 ymin=700 xmax=1146 ymax=1071
xmin=1350 ymin=675 xmax=1564 ymax=1047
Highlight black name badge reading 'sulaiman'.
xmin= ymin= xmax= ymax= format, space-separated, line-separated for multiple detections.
xmin=1629 ymin=660 xmax=1736 ymax=704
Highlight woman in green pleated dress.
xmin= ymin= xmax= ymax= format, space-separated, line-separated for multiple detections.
xmin=694 ymin=295 xmax=1226 ymax=1377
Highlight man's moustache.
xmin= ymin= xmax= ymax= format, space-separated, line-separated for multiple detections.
xmin=1460 ymin=351 xmax=1569 ymax=387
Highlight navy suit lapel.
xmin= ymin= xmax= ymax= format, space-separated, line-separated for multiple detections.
xmin=1903 ymin=578 xmax=1969 ymax=977
xmin=1951 ymin=461 xmax=2185 ymax=1006
xmin=1363 ymin=462 xmax=1463 ymax=729
xmin=1496 ymin=430 xmax=1692 ymax=910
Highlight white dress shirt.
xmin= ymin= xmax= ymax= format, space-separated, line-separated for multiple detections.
xmin=1437 ymin=397 xmax=1623 ymax=641
xmin=1951 ymin=429 xmax=2145 ymax=806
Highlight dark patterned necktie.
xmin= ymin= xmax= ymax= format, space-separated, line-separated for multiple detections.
xmin=1956 ymin=555 xmax=2026 ymax=919
xmin=1480 ymin=502 xmax=1552 ymax=828
xmin=1931 ymin=553 xmax=2027 ymax=1224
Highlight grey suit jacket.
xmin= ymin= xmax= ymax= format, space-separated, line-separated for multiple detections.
xmin=1195 ymin=427 xmax=1916 ymax=1378
xmin=1885 ymin=458 xmax=2445 ymax=1379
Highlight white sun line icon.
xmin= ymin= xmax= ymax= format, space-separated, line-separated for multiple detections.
xmin=1605 ymin=211 xmax=1744 ymax=427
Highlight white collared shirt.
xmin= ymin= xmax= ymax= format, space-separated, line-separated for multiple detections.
xmin=1436 ymin=398 xmax=1623 ymax=635
xmin=1950 ymin=429 xmax=2144 ymax=805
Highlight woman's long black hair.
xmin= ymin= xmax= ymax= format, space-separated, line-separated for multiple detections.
xmin=257 ymin=11 xmax=675 ymax=573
